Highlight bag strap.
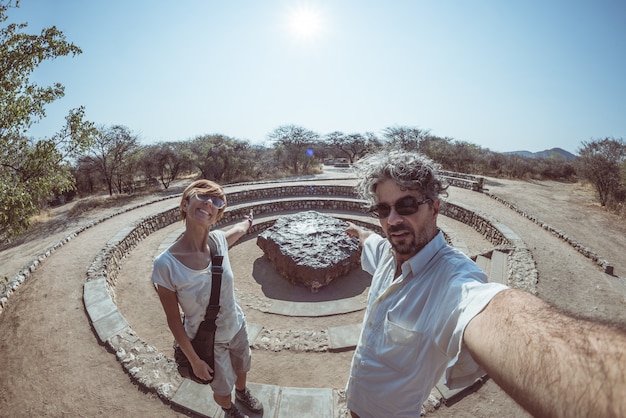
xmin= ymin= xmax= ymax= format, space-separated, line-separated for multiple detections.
xmin=203 ymin=232 xmax=223 ymax=322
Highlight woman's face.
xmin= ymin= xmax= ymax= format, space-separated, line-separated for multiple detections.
xmin=182 ymin=191 xmax=225 ymax=226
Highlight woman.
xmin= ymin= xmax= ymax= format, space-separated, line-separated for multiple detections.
xmin=152 ymin=179 xmax=262 ymax=418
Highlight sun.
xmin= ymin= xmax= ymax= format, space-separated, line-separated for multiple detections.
xmin=285 ymin=4 xmax=326 ymax=41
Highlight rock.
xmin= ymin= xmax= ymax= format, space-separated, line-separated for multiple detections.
xmin=256 ymin=211 xmax=361 ymax=292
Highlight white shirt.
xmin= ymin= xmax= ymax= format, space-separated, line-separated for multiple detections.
xmin=151 ymin=230 xmax=245 ymax=343
xmin=346 ymin=231 xmax=508 ymax=417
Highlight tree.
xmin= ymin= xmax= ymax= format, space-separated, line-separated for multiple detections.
xmin=1 ymin=3 xmax=95 ymax=238
xmin=577 ymin=137 xmax=626 ymax=206
xmin=187 ymin=134 xmax=255 ymax=183
xmin=418 ymin=135 xmax=453 ymax=166
xmin=83 ymin=125 xmax=140 ymax=196
xmin=268 ymin=125 xmax=320 ymax=174
xmin=447 ymin=141 xmax=484 ymax=173
xmin=72 ymin=155 xmax=101 ymax=195
xmin=382 ymin=125 xmax=430 ymax=151
xmin=324 ymin=131 xmax=372 ymax=163
xmin=141 ymin=142 xmax=192 ymax=189
xmin=113 ymin=145 xmax=142 ymax=194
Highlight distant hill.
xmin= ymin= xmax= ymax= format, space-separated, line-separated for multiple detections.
xmin=503 ymin=147 xmax=577 ymax=160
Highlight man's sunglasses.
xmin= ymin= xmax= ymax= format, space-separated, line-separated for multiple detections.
xmin=193 ymin=193 xmax=226 ymax=209
xmin=368 ymin=196 xmax=432 ymax=219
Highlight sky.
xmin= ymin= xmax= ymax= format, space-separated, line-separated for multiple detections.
xmin=8 ymin=0 xmax=626 ymax=155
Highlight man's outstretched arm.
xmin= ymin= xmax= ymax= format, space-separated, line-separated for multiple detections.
xmin=345 ymin=221 xmax=374 ymax=246
xmin=464 ymin=288 xmax=626 ymax=418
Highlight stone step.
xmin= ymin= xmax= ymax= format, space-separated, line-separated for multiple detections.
xmin=327 ymin=323 xmax=362 ymax=350
xmin=475 ymin=255 xmax=490 ymax=277
xmin=171 ymin=381 xmax=336 ymax=418
xmin=490 ymin=250 xmax=508 ymax=284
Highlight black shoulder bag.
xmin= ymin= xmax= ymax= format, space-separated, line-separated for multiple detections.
xmin=174 ymin=234 xmax=223 ymax=384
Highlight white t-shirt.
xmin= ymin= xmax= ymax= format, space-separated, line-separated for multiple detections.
xmin=346 ymin=231 xmax=508 ymax=417
xmin=151 ymin=230 xmax=245 ymax=343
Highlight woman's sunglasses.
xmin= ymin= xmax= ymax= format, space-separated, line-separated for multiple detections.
xmin=368 ymin=196 xmax=432 ymax=219
xmin=193 ymin=193 xmax=226 ymax=209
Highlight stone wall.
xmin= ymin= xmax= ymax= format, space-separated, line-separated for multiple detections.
xmin=226 ymin=185 xmax=357 ymax=205
xmin=0 ymin=182 xmax=528 ymax=315
xmin=440 ymin=201 xmax=509 ymax=246
xmin=440 ymin=170 xmax=485 ymax=192
xmin=87 ymin=208 xmax=180 ymax=294
xmin=85 ymin=187 xmax=532 ymax=298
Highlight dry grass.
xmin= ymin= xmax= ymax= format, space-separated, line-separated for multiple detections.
xmin=30 ymin=210 xmax=53 ymax=224
xmin=68 ymin=189 xmax=161 ymax=217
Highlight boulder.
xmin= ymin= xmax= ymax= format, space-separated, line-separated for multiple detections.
xmin=256 ymin=211 xmax=361 ymax=292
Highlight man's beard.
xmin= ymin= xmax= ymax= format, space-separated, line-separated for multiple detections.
xmin=388 ymin=225 xmax=433 ymax=256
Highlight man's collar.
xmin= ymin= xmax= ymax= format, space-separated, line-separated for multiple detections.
xmin=401 ymin=230 xmax=446 ymax=278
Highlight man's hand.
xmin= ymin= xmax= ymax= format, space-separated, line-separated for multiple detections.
xmin=345 ymin=221 xmax=373 ymax=245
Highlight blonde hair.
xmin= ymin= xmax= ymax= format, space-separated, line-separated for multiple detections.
xmin=180 ymin=179 xmax=226 ymax=222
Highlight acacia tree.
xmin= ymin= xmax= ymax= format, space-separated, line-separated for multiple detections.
xmin=0 ymin=3 xmax=95 ymax=238
xmin=577 ymin=137 xmax=626 ymax=206
xmin=186 ymin=134 xmax=255 ymax=183
xmin=324 ymin=131 xmax=374 ymax=163
xmin=83 ymin=125 xmax=140 ymax=196
xmin=268 ymin=124 xmax=320 ymax=174
xmin=72 ymin=154 xmax=101 ymax=194
xmin=141 ymin=142 xmax=192 ymax=189
xmin=382 ymin=125 xmax=430 ymax=151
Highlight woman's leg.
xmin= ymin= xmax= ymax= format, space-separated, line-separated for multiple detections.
xmin=235 ymin=371 xmax=247 ymax=391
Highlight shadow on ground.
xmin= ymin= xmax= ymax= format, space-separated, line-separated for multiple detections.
xmin=251 ymin=256 xmax=371 ymax=302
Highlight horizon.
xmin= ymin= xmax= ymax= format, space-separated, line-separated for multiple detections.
xmin=9 ymin=1 xmax=626 ymax=156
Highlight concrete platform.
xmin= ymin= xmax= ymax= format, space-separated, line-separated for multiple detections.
xmin=327 ymin=323 xmax=362 ymax=350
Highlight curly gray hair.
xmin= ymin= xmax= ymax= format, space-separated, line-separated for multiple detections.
xmin=352 ymin=149 xmax=449 ymax=205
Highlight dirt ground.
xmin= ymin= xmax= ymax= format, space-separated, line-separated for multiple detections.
xmin=1 ymin=175 xmax=625 ymax=417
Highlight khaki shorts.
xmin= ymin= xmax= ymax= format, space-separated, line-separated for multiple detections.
xmin=210 ymin=323 xmax=252 ymax=397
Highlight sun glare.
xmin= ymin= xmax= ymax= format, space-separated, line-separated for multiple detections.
xmin=285 ymin=4 xmax=326 ymax=42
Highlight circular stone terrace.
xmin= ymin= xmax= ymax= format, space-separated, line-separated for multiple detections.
xmin=75 ymin=173 xmax=537 ymax=417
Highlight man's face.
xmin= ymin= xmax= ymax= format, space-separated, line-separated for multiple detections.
xmin=375 ymin=178 xmax=440 ymax=264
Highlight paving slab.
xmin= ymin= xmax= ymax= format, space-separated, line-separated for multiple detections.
xmin=246 ymin=323 xmax=263 ymax=344
xmin=84 ymin=278 xmax=129 ymax=341
xmin=490 ymin=250 xmax=508 ymax=284
xmin=435 ymin=373 xmax=484 ymax=402
xmin=239 ymin=382 xmax=280 ymax=418
xmin=328 ymin=323 xmax=362 ymax=350
xmin=85 ymin=294 xmax=118 ymax=322
xmin=171 ymin=379 xmax=221 ymax=418
xmin=475 ymin=255 xmax=490 ymax=276
xmin=277 ymin=387 xmax=334 ymax=418
xmin=172 ymin=380 xmax=329 ymax=418
xmin=83 ymin=278 xmax=109 ymax=306
xmin=91 ymin=309 xmax=128 ymax=342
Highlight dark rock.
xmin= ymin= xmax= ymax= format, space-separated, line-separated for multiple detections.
xmin=256 ymin=211 xmax=361 ymax=292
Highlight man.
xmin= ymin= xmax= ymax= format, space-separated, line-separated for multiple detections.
xmin=345 ymin=149 xmax=626 ymax=418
